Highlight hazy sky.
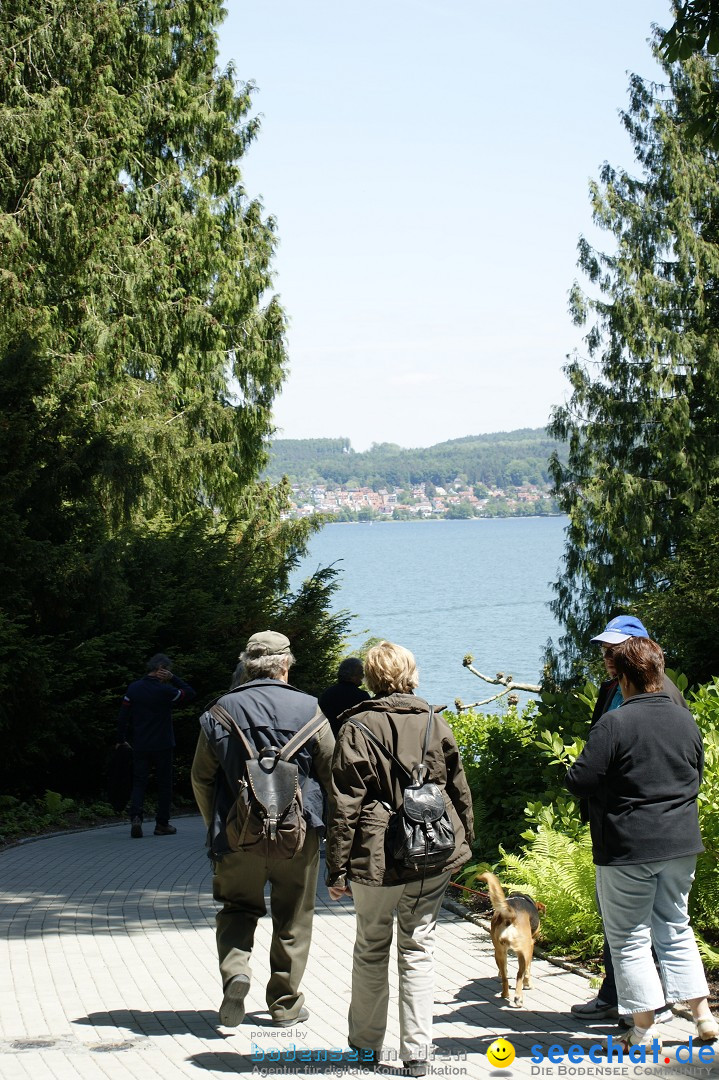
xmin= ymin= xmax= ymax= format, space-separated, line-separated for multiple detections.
xmin=218 ymin=1 xmax=669 ymax=451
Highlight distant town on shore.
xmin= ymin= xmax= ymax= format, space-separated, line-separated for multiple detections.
xmin=264 ymin=428 xmax=565 ymax=521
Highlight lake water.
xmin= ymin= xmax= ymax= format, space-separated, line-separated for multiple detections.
xmin=291 ymin=517 xmax=567 ymax=712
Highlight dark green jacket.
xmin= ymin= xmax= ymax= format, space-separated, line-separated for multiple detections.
xmin=326 ymin=693 xmax=474 ymax=888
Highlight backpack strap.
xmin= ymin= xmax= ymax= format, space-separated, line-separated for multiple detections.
xmin=349 ymin=718 xmax=414 ymax=782
xmin=210 ymin=702 xmax=326 ymax=763
xmin=416 ymin=706 xmax=435 ymax=783
xmin=210 ymin=703 xmax=256 ymax=760
xmin=279 ymin=707 xmax=327 ymax=762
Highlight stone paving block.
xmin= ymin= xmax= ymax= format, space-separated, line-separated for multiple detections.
xmin=2 ymin=817 xmax=719 ymax=1079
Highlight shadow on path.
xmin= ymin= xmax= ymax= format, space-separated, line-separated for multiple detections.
xmin=73 ymin=1009 xmax=227 ymax=1040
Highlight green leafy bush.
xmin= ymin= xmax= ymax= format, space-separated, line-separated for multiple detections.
xmin=535 ymin=681 xmax=598 ymax=742
xmin=0 ymin=792 xmax=116 ymax=844
xmin=685 ymin=680 xmax=719 ymax=965
xmin=43 ymin=791 xmax=75 ymax=816
xmin=446 ymin=702 xmax=553 ymax=861
xmin=446 ymin=684 xmax=599 ymax=861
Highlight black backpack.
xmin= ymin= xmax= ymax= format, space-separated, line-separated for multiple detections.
xmin=350 ymin=706 xmax=455 ymax=876
xmin=210 ymin=701 xmax=325 ymax=859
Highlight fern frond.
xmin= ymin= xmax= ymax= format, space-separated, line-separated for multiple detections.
xmin=695 ymin=931 xmax=719 ymax=972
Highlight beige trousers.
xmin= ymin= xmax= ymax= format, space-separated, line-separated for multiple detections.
xmin=212 ymin=829 xmax=320 ymax=1021
xmin=349 ymin=870 xmax=451 ymax=1061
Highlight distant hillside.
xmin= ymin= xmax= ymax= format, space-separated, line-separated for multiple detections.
xmin=264 ymin=429 xmax=566 ymax=489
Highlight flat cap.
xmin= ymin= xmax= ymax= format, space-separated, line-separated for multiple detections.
xmin=246 ymin=630 xmax=292 ymax=655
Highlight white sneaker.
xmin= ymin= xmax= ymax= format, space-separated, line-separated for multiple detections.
xmin=620 ymin=1026 xmax=662 ymax=1053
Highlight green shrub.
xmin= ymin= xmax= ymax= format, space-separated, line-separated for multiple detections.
xmin=685 ymin=680 xmax=719 ymax=965
xmin=0 ymin=793 xmax=116 ymax=843
xmin=43 ymin=791 xmax=75 ymax=816
xmin=446 ymin=702 xmax=553 ymax=861
xmin=446 ymin=686 xmax=599 ymax=862
xmin=535 ymin=680 xmax=598 ymax=742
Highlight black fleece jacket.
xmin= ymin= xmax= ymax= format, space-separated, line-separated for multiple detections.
xmin=566 ymin=691 xmax=704 ymax=866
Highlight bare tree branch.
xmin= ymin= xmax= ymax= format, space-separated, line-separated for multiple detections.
xmin=454 ymin=654 xmax=541 ymax=713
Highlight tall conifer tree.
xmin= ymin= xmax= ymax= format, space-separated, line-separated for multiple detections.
xmin=549 ymin=43 xmax=719 ymax=676
xmin=1 ymin=1 xmax=285 ymax=521
xmin=0 ymin=3 xmax=347 ymax=795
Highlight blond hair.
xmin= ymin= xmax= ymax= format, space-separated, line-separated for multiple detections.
xmin=364 ymin=641 xmax=419 ymax=696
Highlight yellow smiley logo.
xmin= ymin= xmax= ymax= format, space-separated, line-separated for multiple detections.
xmin=487 ymin=1038 xmax=516 ymax=1069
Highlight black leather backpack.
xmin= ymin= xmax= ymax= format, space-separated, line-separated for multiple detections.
xmin=350 ymin=707 xmax=455 ymax=876
xmin=210 ymin=702 xmax=325 ymax=859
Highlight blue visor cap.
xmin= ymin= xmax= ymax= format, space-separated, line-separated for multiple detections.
xmin=590 ymin=615 xmax=650 ymax=646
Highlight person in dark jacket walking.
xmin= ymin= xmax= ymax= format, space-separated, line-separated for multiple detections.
xmin=319 ymin=657 xmax=370 ymax=737
xmin=566 ymin=636 xmax=718 ymax=1052
xmin=191 ymin=631 xmax=335 ymax=1029
xmin=570 ymin=615 xmax=689 ymax=1025
xmin=326 ymin=641 xmax=474 ymax=1077
xmin=116 ymin=653 xmax=195 ymax=839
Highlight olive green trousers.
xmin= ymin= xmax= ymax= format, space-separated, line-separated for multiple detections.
xmin=212 ymin=829 xmax=320 ymax=1022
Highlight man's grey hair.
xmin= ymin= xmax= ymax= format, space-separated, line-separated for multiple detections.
xmin=229 ymin=660 xmax=247 ymax=690
xmin=338 ymin=657 xmax=364 ymax=681
xmin=239 ymin=646 xmax=295 ymax=682
xmin=147 ymin=653 xmax=171 ymax=672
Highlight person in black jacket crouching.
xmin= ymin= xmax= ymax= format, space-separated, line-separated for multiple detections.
xmin=566 ymin=636 xmax=718 ymax=1052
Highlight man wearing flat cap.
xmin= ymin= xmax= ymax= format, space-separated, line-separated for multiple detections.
xmin=191 ymin=630 xmax=335 ymax=1029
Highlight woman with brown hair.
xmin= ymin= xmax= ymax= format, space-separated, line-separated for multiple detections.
xmin=326 ymin=641 xmax=474 ymax=1076
xmin=566 ymin=636 xmax=718 ymax=1052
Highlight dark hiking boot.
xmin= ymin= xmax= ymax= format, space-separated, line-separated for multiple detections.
xmin=130 ymin=817 xmax=143 ymax=839
xmin=154 ymin=823 xmax=177 ymax=835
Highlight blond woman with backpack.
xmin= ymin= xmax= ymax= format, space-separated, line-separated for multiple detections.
xmin=326 ymin=641 xmax=474 ymax=1077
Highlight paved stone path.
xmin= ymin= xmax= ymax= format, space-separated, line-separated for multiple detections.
xmin=0 ymin=816 xmax=714 ymax=1079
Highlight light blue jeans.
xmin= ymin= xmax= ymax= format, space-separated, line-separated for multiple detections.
xmin=596 ymin=856 xmax=708 ymax=1014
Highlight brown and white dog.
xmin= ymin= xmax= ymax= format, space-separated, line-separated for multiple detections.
xmin=479 ymin=872 xmax=543 ymax=1008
